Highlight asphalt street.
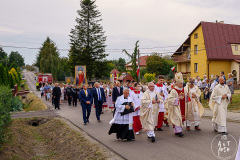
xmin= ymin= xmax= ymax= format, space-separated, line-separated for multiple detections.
xmin=22 ymin=70 xmax=240 ymax=160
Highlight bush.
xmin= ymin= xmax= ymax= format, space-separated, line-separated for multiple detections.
xmin=144 ymin=73 xmax=156 ymax=82
xmin=0 ymin=86 xmax=12 ymax=146
xmin=10 ymin=97 xmax=23 ymax=112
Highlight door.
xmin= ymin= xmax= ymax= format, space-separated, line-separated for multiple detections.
xmin=43 ymin=77 xmax=48 ymax=83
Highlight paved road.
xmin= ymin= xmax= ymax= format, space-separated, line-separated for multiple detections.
xmin=20 ymin=70 xmax=240 ymax=160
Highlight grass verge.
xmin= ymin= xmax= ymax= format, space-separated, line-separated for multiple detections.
xmin=22 ymin=93 xmax=47 ymax=111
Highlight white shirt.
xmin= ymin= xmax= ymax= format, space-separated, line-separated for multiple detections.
xmin=96 ymin=87 xmax=101 ymax=100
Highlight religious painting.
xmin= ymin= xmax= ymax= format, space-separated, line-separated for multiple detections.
xmin=75 ymin=65 xmax=87 ymax=85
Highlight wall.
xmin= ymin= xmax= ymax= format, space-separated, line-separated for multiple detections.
xmin=209 ymin=60 xmax=231 ymax=79
xmin=231 ymin=61 xmax=239 ymax=82
xmin=190 ymin=25 xmax=208 ymax=79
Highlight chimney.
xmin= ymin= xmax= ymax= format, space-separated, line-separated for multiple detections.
xmin=219 ymin=21 xmax=224 ymax=24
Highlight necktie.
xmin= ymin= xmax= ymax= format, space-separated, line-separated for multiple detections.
xmin=118 ymin=87 xmax=120 ymax=93
xmin=98 ymin=88 xmax=101 ymax=101
xmin=84 ymin=90 xmax=87 ymax=96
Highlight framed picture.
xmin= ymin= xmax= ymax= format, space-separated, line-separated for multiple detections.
xmin=75 ymin=65 xmax=87 ymax=85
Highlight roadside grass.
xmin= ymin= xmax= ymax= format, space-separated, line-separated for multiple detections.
xmin=22 ymin=93 xmax=47 ymax=112
xmin=201 ymin=90 xmax=240 ymax=111
xmin=0 ymin=117 xmax=107 ymax=160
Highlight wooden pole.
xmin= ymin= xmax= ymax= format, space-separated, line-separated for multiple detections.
xmin=138 ymin=49 xmax=140 ymax=82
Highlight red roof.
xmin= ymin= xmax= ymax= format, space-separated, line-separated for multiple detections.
xmin=174 ymin=21 xmax=240 ymax=61
xmin=110 ymin=69 xmax=120 ymax=74
xmin=125 ymin=56 xmax=148 ymax=67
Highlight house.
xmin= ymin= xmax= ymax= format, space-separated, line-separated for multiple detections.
xmin=172 ymin=21 xmax=240 ymax=82
xmin=125 ymin=56 xmax=148 ymax=71
xmin=118 ymin=72 xmax=135 ymax=83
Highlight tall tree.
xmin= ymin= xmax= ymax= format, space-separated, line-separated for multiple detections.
xmin=8 ymin=51 xmax=25 ymax=68
xmin=0 ymin=48 xmax=7 ymax=66
xmin=123 ymin=40 xmax=139 ymax=80
xmin=36 ymin=37 xmax=60 ymax=80
xmin=68 ymin=0 xmax=107 ymax=80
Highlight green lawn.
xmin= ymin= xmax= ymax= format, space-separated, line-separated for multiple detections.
xmin=201 ymin=90 xmax=240 ymax=111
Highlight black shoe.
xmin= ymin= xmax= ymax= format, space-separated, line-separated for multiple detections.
xmin=101 ymin=112 xmax=104 ymax=114
xmin=156 ymin=128 xmax=163 ymax=131
xmin=166 ymin=124 xmax=169 ymax=127
xmin=214 ymin=129 xmax=218 ymax=132
xmin=178 ymin=132 xmax=184 ymax=137
xmin=151 ymin=137 xmax=155 ymax=142
xmin=221 ymin=132 xmax=228 ymax=135
xmin=84 ymin=123 xmax=87 ymax=125
xmin=175 ymin=133 xmax=179 ymax=135
xmin=87 ymin=119 xmax=89 ymax=123
xmin=58 ymin=108 xmax=60 ymax=110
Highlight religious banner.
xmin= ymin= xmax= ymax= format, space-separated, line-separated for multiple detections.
xmin=75 ymin=65 xmax=87 ymax=85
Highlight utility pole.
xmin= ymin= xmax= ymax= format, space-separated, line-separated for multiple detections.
xmin=138 ymin=49 xmax=140 ymax=82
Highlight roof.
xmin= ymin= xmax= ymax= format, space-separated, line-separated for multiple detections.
xmin=110 ymin=69 xmax=120 ymax=74
xmin=173 ymin=21 xmax=240 ymax=61
xmin=125 ymin=56 xmax=148 ymax=67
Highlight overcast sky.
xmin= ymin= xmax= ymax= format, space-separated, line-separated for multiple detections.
xmin=0 ymin=0 xmax=239 ymax=65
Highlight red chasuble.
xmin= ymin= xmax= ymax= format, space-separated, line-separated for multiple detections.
xmin=174 ymin=88 xmax=186 ymax=122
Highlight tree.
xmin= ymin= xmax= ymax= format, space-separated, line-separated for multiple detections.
xmin=8 ymin=73 xmax=15 ymax=89
xmin=112 ymin=58 xmax=126 ymax=72
xmin=123 ymin=40 xmax=139 ymax=81
xmin=0 ymin=48 xmax=7 ymax=66
xmin=144 ymin=73 xmax=156 ymax=82
xmin=0 ymin=64 xmax=4 ymax=85
xmin=3 ymin=67 xmax=9 ymax=86
xmin=8 ymin=51 xmax=25 ymax=68
xmin=36 ymin=37 xmax=61 ymax=80
xmin=68 ymin=0 xmax=107 ymax=81
xmin=146 ymin=54 xmax=176 ymax=76
xmin=57 ymin=57 xmax=72 ymax=81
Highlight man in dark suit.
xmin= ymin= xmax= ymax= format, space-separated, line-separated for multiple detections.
xmin=112 ymin=81 xmax=123 ymax=116
xmin=52 ymin=83 xmax=61 ymax=110
xmin=79 ymin=84 xmax=93 ymax=125
xmin=92 ymin=82 xmax=106 ymax=122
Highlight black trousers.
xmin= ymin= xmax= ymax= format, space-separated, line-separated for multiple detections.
xmin=95 ymin=101 xmax=103 ymax=120
xmin=73 ymin=97 xmax=77 ymax=107
xmin=54 ymin=98 xmax=60 ymax=109
xmin=68 ymin=96 xmax=72 ymax=105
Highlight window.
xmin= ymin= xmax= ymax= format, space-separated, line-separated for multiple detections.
xmin=194 ymin=45 xmax=198 ymax=54
xmin=194 ymin=33 xmax=198 ymax=39
xmin=186 ymin=64 xmax=190 ymax=72
xmin=194 ymin=63 xmax=198 ymax=73
xmin=235 ymin=45 xmax=238 ymax=51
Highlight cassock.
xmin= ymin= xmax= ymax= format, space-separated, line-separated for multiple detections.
xmin=130 ymin=90 xmax=143 ymax=133
xmin=167 ymin=86 xmax=185 ymax=133
xmin=109 ymin=95 xmax=135 ymax=140
xmin=209 ymin=84 xmax=231 ymax=132
xmin=155 ymin=83 xmax=169 ymax=129
xmin=140 ymin=90 xmax=163 ymax=137
xmin=184 ymin=85 xmax=205 ymax=127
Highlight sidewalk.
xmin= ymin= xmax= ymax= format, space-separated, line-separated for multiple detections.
xmin=203 ymin=108 xmax=240 ymax=123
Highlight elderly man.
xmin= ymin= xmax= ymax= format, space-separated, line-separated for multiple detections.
xmin=140 ymin=82 xmax=163 ymax=142
xmin=184 ymin=80 xmax=205 ymax=131
xmin=109 ymin=89 xmax=135 ymax=141
xmin=52 ymin=83 xmax=61 ymax=110
xmin=167 ymin=72 xmax=185 ymax=137
xmin=209 ymin=76 xmax=231 ymax=135
xmin=92 ymin=82 xmax=106 ymax=122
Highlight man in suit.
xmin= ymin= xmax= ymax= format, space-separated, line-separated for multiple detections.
xmin=52 ymin=83 xmax=61 ymax=110
xmin=79 ymin=84 xmax=93 ymax=125
xmin=112 ymin=81 xmax=123 ymax=116
xmin=92 ymin=82 xmax=106 ymax=122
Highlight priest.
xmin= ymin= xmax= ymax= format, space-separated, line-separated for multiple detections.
xmin=155 ymin=75 xmax=169 ymax=131
xmin=184 ymin=80 xmax=204 ymax=131
xmin=109 ymin=89 xmax=135 ymax=141
xmin=140 ymin=82 xmax=163 ymax=142
xmin=167 ymin=72 xmax=185 ymax=137
xmin=209 ymin=76 xmax=231 ymax=135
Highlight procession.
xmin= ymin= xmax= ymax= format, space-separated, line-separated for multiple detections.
xmin=38 ymin=71 xmax=232 ymax=143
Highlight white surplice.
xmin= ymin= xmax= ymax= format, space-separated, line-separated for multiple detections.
xmin=130 ymin=91 xmax=143 ymax=116
xmin=155 ymin=84 xmax=168 ymax=112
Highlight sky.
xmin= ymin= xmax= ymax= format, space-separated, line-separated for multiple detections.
xmin=0 ymin=0 xmax=240 ymax=65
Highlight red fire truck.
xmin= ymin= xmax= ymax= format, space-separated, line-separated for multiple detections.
xmin=37 ymin=73 xmax=53 ymax=84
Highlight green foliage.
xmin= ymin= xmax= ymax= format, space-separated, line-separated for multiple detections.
xmin=123 ymin=41 xmax=139 ymax=81
xmin=0 ymin=47 xmax=8 ymax=67
xmin=68 ymin=0 xmax=107 ymax=81
xmin=144 ymin=73 xmax=156 ymax=82
xmin=10 ymin=97 xmax=23 ymax=112
xmin=140 ymin=69 xmax=148 ymax=79
xmin=146 ymin=54 xmax=176 ymax=76
xmin=112 ymin=58 xmax=126 ymax=72
xmin=9 ymin=73 xmax=15 ymax=89
xmin=8 ymin=51 xmax=25 ymax=68
xmin=3 ymin=67 xmax=9 ymax=86
xmin=0 ymin=86 xmax=12 ymax=146
xmin=57 ymin=57 xmax=72 ymax=81
xmin=35 ymin=37 xmax=61 ymax=80
xmin=0 ymin=63 xmax=4 ymax=85
xmin=9 ymin=68 xmax=19 ymax=85
xmin=168 ymin=70 xmax=175 ymax=79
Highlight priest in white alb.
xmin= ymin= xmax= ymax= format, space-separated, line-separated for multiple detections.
xmin=109 ymin=89 xmax=135 ymax=141
xmin=184 ymin=80 xmax=205 ymax=131
xmin=209 ymin=76 xmax=231 ymax=135
xmin=140 ymin=82 xmax=163 ymax=142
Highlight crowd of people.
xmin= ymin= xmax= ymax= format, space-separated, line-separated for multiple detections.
xmin=36 ymin=70 xmax=233 ymax=143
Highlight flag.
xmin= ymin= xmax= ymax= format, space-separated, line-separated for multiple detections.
xmin=137 ymin=66 xmax=140 ymax=76
xmin=171 ymin=66 xmax=175 ymax=71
